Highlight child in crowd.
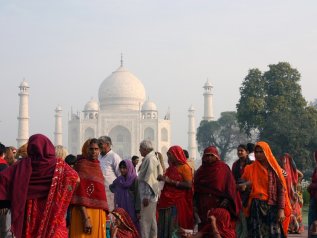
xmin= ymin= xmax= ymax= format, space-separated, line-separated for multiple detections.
xmin=110 ymin=159 xmax=141 ymax=231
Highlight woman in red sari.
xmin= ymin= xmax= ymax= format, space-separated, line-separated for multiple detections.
xmin=157 ymin=145 xmax=194 ymax=237
xmin=0 ymin=134 xmax=79 ymax=238
xmin=194 ymin=145 xmax=241 ymax=238
xmin=70 ymin=138 xmax=109 ymax=238
xmin=280 ymin=153 xmax=304 ymax=234
xmin=110 ymin=207 xmax=140 ymax=238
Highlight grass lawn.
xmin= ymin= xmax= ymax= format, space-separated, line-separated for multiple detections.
xmin=302 ymin=205 xmax=308 ymax=226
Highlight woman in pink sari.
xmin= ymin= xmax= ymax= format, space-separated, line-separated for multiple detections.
xmin=0 ymin=134 xmax=79 ymax=238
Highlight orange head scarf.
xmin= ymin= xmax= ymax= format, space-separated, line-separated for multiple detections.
xmin=243 ymin=141 xmax=291 ymax=236
xmin=81 ymin=139 xmax=91 ymax=158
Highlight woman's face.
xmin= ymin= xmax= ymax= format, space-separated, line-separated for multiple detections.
xmin=120 ymin=166 xmax=128 ymax=176
xmin=237 ymin=147 xmax=248 ymax=159
xmin=202 ymin=154 xmax=218 ymax=165
xmin=88 ymin=143 xmax=100 ymax=160
xmin=254 ymin=146 xmax=266 ymax=162
xmin=167 ymin=152 xmax=179 ymax=166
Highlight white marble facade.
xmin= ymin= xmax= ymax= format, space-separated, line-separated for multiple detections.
xmin=68 ymin=62 xmax=171 ymax=159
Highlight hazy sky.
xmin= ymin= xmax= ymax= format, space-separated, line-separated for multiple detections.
xmin=1 ymin=0 xmax=317 ymax=151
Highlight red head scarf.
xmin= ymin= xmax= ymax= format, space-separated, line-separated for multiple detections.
xmin=81 ymin=138 xmax=91 ymax=158
xmin=0 ymin=134 xmax=57 ymax=238
xmin=111 ymin=207 xmax=140 ymax=238
xmin=203 ymin=146 xmax=220 ymax=160
xmin=167 ymin=145 xmax=188 ymax=164
xmin=280 ymin=153 xmax=298 ymax=203
xmin=195 ymin=145 xmax=241 ymax=219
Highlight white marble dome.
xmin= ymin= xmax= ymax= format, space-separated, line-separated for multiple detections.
xmin=98 ymin=65 xmax=146 ymax=111
xmin=142 ymin=100 xmax=157 ymax=111
xmin=84 ymin=98 xmax=99 ymax=112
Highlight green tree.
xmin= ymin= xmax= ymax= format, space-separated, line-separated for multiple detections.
xmin=196 ymin=111 xmax=248 ymax=161
xmin=237 ymin=62 xmax=317 ymax=172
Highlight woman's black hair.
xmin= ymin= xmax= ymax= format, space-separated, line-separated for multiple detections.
xmin=119 ymin=160 xmax=127 ymax=168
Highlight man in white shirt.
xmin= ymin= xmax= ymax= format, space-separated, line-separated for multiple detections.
xmin=138 ymin=140 xmax=163 ymax=238
xmin=98 ymin=136 xmax=122 ymax=211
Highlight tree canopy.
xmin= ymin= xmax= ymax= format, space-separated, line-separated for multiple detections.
xmin=196 ymin=111 xmax=248 ymax=161
xmin=237 ymin=62 xmax=317 ymax=173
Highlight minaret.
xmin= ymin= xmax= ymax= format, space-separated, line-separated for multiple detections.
xmin=54 ymin=105 xmax=63 ymax=146
xmin=17 ymin=80 xmax=30 ymax=148
xmin=203 ymin=79 xmax=214 ymax=121
xmin=188 ymin=105 xmax=197 ymax=160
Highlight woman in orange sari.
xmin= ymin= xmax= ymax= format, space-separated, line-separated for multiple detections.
xmin=0 ymin=134 xmax=79 ymax=238
xmin=240 ymin=141 xmax=291 ymax=238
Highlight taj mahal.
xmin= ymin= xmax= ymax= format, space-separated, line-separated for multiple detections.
xmin=15 ymin=58 xmax=214 ymax=161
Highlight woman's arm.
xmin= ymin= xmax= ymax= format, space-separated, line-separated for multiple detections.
xmin=157 ymin=174 xmax=192 ymax=189
xmin=79 ymin=206 xmax=92 ymax=234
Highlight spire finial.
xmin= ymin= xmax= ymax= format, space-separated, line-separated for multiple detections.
xmin=120 ymin=53 xmax=123 ymax=67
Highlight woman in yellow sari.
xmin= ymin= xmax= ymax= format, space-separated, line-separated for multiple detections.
xmin=70 ymin=138 xmax=109 ymax=237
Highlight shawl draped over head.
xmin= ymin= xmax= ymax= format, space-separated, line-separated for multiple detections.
xmin=81 ymin=138 xmax=91 ymax=159
xmin=0 ymin=134 xmax=57 ymax=238
xmin=195 ymin=146 xmax=241 ymax=219
xmin=158 ymin=145 xmax=194 ymax=229
xmin=112 ymin=159 xmax=138 ymax=224
xmin=115 ymin=159 xmax=137 ymax=188
xmin=242 ymin=141 xmax=292 ymax=236
xmin=208 ymin=208 xmax=236 ymax=238
xmin=167 ymin=145 xmax=188 ymax=164
xmin=280 ymin=153 xmax=298 ymax=204
xmin=111 ymin=207 xmax=140 ymax=238
xmin=202 ymin=146 xmax=220 ymax=162
xmin=71 ymin=158 xmax=109 ymax=211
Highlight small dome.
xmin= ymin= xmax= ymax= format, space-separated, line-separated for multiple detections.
xmin=19 ymin=80 xmax=29 ymax=88
xmin=84 ymin=98 xmax=99 ymax=112
xmin=142 ymin=100 xmax=157 ymax=111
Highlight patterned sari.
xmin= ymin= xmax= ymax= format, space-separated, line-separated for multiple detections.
xmin=23 ymin=159 xmax=79 ymax=237
xmin=111 ymin=207 xmax=140 ymax=238
xmin=0 ymin=134 xmax=79 ymax=238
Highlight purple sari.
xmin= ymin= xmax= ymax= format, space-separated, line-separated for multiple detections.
xmin=111 ymin=159 xmax=139 ymax=229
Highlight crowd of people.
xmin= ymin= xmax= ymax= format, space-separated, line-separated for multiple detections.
xmin=0 ymin=134 xmax=315 ymax=238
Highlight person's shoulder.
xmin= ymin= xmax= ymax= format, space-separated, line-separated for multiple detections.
xmin=113 ymin=152 xmax=122 ymax=160
xmin=232 ymin=159 xmax=239 ymax=168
